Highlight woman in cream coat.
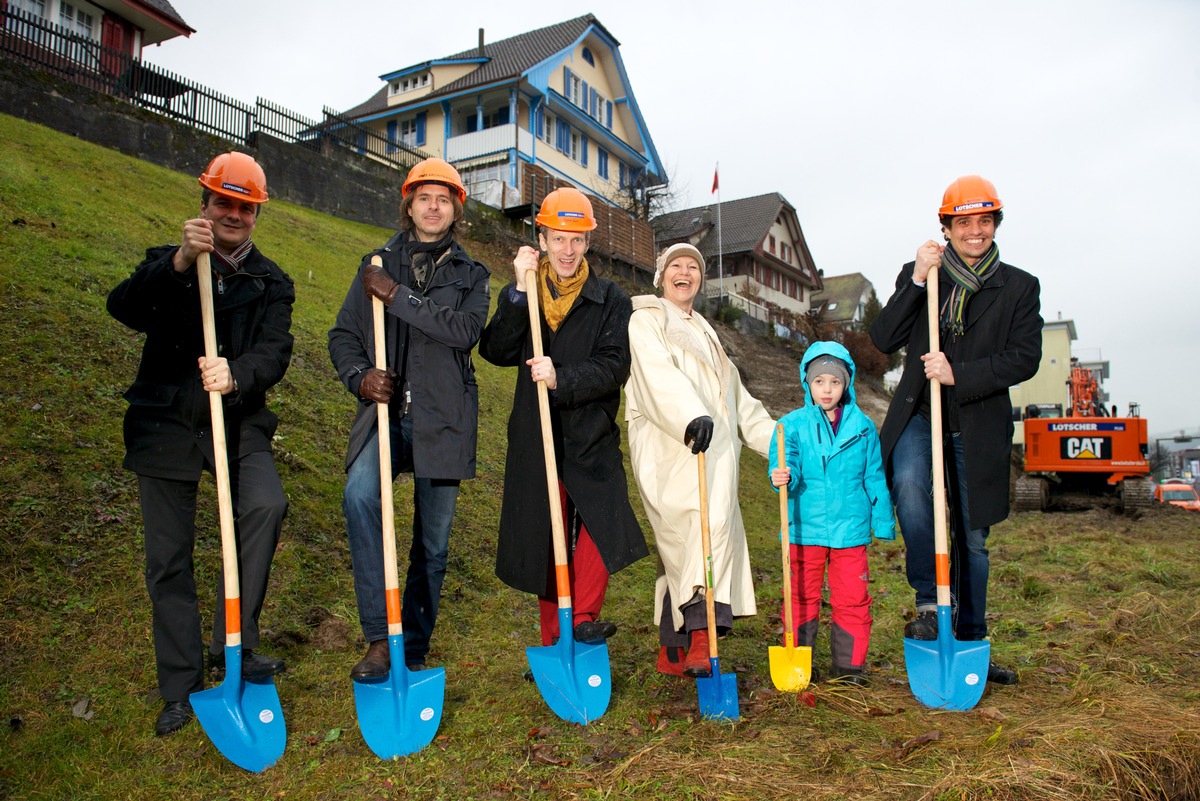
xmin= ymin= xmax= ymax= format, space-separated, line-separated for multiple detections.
xmin=626 ymin=243 xmax=775 ymax=677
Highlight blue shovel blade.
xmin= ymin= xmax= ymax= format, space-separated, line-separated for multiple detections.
xmin=904 ymin=606 xmax=990 ymax=711
xmin=354 ymin=636 xmax=445 ymax=759
xmin=696 ymin=657 xmax=740 ymax=721
xmin=526 ymin=610 xmax=611 ymax=725
xmin=191 ymin=644 xmax=286 ymax=773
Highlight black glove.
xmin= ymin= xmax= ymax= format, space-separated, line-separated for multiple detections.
xmin=684 ymin=416 xmax=714 ymax=454
xmin=361 ymin=261 xmax=400 ymax=306
xmin=358 ymin=368 xmax=396 ymax=404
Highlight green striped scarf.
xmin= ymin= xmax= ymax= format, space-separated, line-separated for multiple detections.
xmin=940 ymin=242 xmax=999 ymax=338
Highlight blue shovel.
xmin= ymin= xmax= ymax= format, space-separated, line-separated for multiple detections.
xmin=190 ymin=253 xmax=286 ymax=773
xmin=523 ymin=268 xmax=611 ymax=725
xmin=695 ymin=452 xmax=739 ymax=721
xmin=353 ymin=260 xmax=446 ymax=758
xmin=903 ymin=263 xmax=990 ymax=711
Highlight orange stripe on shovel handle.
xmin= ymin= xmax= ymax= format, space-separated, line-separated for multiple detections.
xmin=385 ymin=587 xmax=402 ymax=626
xmin=935 ymin=553 xmax=950 ymax=587
xmin=225 ymin=597 xmax=241 ymax=635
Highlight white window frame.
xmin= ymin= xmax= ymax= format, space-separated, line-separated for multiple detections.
xmin=541 ymin=111 xmax=554 ymax=145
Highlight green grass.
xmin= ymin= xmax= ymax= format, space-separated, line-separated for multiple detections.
xmin=3 ymin=111 xmax=1200 ymax=800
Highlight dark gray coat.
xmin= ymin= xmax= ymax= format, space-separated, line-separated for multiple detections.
xmin=479 ymin=273 xmax=647 ymax=595
xmin=328 ymin=236 xmax=490 ymax=478
xmin=108 ymin=245 xmax=294 ymax=481
xmin=870 ymin=259 xmax=1042 ymax=529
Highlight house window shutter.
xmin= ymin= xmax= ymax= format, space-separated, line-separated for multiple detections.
xmin=386 ymin=120 xmax=397 ymax=153
xmin=605 ymin=100 xmax=612 ymax=129
xmin=563 ymin=66 xmax=571 ymax=98
xmin=581 ymin=80 xmax=589 ymax=109
xmin=415 ymin=112 xmax=426 ymax=146
xmin=581 ymin=135 xmax=589 ymax=167
xmin=535 ymin=105 xmax=544 ymax=139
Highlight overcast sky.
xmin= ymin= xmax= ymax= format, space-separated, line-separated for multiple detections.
xmin=148 ymin=0 xmax=1200 ymax=438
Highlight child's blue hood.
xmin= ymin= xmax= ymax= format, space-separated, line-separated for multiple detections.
xmin=799 ymin=341 xmax=857 ymax=407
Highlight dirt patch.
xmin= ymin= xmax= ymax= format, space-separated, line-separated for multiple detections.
xmin=709 ymin=319 xmax=893 ymax=428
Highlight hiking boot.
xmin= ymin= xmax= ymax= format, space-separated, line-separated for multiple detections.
xmin=829 ymin=667 xmax=868 ymax=687
xmin=683 ymin=630 xmax=712 ymax=678
xmin=209 ymin=649 xmax=286 ymax=681
xmin=154 ymin=700 xmax=193 ymax=737
xmin=986 ymin=661 xmax=1019 ymax=685
xmin=904 ymin=610 xmax=938 ymax=641
xmin=574 ymin=620 xmax=617 ymax=644
xmin=350 ymin=640 xmax=390 ymax=681
xmin=657 ymin=645 xmax=684 ymax=677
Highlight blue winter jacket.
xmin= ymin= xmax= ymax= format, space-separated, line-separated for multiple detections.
xmin=768 ymin=341 xmax=896 ymax=548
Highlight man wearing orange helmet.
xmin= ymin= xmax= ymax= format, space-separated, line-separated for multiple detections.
xmin=108 ymin=152 xmax=294 ymax=736
xmin=329 ymin=157 xmax=490 ymax=680
xmin=871 ymin=176 xmax=1042 ymax=686
xmin=479 ymin=187 xmax=646 ymax=650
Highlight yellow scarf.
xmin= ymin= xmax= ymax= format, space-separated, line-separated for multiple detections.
xmin=537 ymin=256 xmax=589 ymax=332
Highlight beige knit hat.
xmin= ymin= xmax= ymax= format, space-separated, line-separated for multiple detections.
xmin=653 ymin=243 xmax=705 ymax=288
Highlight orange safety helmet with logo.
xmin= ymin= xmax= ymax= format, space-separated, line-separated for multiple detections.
xmin=401 ymin=157 xmax=467 ymax=202
xmin=198 ymin=152 xmax=269 ymax=204
xmin=535 ymin=187 xmax=597 ymax=232
xmin=938 ymin=175 xmax=1002 ymax=217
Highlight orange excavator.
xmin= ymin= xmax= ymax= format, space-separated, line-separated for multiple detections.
xmin=1014 ymin=363 xmax=1152 ymax=512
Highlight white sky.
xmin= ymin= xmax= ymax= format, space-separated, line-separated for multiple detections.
xmin=148 ymin=0 xmax=1200 ymax=437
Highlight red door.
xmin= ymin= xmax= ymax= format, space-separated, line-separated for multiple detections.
xmin=100 ymin=14 xmax=133 ymax=75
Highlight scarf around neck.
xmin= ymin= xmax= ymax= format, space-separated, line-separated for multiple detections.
xmin=210 ymin=238 xmax=254 ymax=276
xmin=537 ymin=256 xmax=589 ymax=332
xmin=403 ymin=230 xmax=454 ymax=289
xmin=940 ymin=241 xmax=1000 ymax=338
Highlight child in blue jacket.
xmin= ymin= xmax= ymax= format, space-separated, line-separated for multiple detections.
xmin=769 ymin=341 xmax=895 ymax=685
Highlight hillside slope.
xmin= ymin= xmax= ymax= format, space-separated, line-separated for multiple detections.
xmin=2 ymin=112 xmax=1198 ymax=801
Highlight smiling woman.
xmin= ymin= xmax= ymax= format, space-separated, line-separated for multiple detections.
xmin=625 ymin=242 xmax=776 ymax=678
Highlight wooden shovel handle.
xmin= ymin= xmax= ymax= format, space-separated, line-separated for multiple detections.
xmin=698 ymin=451 xmax=719 ymax=660
xmin=776 ymin=424 xmax=795 ymax=645
xmin=926 ymin=265 xmax=951 ymax=604
xmin=370 ymin=256 xmax=404 ymax=634
xmin=197 ymin=252 xmax=241 ymax=644
xmin=524 ymin=276 xmax=571 ymax=604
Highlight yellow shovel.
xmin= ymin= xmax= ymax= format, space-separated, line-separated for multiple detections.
xmin=769 ymin=423 xmax=813 ymax=691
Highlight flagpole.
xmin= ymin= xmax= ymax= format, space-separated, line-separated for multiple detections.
xmin=714 ymin=162 xmax=724 ymax=304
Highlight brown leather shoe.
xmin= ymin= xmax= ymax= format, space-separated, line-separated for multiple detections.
xmin=350 ymin=640 xmax=390 ymax=681
xmin=657 ymin=645 xmax=684 ymax=676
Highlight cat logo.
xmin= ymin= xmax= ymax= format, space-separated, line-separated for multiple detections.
xmin=1060 ymin=436 xmax=1112 ymax=460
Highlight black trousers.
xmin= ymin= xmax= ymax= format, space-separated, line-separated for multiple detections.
xmin=137 ymin=450 xmax=287 ymax=701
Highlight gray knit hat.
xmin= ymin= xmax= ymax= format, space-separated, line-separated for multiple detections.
xmin=805 ymin=355 xmax=850 ymax=388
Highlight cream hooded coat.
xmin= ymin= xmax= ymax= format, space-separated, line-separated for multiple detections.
xmin=625 ymin=295 xmax=775 ymax=632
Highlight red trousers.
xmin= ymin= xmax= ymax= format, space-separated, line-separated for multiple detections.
xmin=538 ymin=483 xmax=609 ymax=645
xmin=784 ymin=543 xmax=873 ymax=670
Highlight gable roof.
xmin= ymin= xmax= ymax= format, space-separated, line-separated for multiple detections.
xmin=91 ymin=0 xmax=193 ymax=43
xmin=342 ymin=14 xmax=605 ymax=120
xmin=811 ymin=272 xmax=872 ymax=323
xmin=653 ymin=192 xmax=788 ymax=257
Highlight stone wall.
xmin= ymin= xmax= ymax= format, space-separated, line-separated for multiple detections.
xmin=0 ymin=57 xmax=404 ymax=230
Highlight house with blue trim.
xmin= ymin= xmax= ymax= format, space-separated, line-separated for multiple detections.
xmin=339 ymin=13 xmax=664 ymax=271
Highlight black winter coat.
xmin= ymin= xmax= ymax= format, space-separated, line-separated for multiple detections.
xmin=328 ymin=235 xmax=490 ymax=478
xmin=479 ymin=273 xmax=648 ymax=595
xmin=107 ymin=245 xmax=295 ymax=481
xmin=870 ymin=259 xmax=1042 ymax=529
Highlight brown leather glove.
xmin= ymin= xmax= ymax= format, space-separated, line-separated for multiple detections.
xmin=361 ymin=261 xmax=400 ymax=306
xmin=358 ymin=368 xmax=396 ymax=404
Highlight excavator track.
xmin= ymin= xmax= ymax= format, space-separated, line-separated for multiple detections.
xmin=1119 ymin=477 xmax=1154 ymax=511
xmin=1014 ymin=475 xmax=1048 ymax=512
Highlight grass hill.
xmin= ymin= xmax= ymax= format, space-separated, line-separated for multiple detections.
xmin=2 ymin=111 xmax=1199 ymax=800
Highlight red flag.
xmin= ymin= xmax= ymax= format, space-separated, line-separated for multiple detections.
xmin=711 ymin=166 xmax=719 ymax=194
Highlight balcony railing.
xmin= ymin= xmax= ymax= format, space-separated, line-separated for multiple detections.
xmin=445 ymin=124 xmax=534 ymax=163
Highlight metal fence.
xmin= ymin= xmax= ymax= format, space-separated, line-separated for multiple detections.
xmin=0 ymin=5 xmax=433 ymax=166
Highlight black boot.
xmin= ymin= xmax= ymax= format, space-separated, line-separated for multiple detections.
xmin=904 ymin=610 xmax=938 ymax=641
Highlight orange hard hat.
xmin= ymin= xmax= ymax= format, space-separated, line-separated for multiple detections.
xmin=198 ymin=152 xmax=268 ymax=204
xmin=534 ymin=187 xmax=597 ymax=232
xmin=939 ymin=175 xmax=1002 ymax=216
xmin=402 ymin=157 xmax=467 ymax=202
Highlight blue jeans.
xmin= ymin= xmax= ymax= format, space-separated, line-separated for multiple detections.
xmin=891 ymin=415 xmax=991 ymax=640
xmin=343 ymin=416 xmax=460 ymax=663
